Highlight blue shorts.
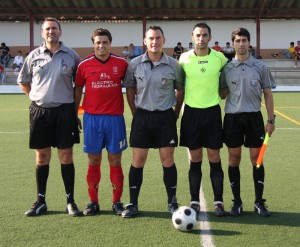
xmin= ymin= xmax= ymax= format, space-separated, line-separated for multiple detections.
xmin=83 ymin=113 xmax=127 ymax=154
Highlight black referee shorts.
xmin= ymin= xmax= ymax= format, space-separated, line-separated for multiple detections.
xmin=223 ymin=112 xmax=265 ymax=148
xmin=130 ymin=108 xmax=178 ymax=148
xmin=180 ymin=104 xmax=223 ymax=149
xmin=29 ymin=102 xmax=80 ymax=149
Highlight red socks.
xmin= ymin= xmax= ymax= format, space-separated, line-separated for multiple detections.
xmin=86 ymin=164 xmax=124 ymax=204
xmin=110 ymin=165 xmax=124 ymax=203
xmin=86 ymin=164 xmax=101 ymax=204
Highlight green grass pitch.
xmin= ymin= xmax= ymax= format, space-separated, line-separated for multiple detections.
xmin=0 ymin=93 xmax=299 ymax=247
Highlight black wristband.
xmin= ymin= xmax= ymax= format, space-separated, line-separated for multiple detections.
xmin=267 ymin=115 xmax=276 ymax=124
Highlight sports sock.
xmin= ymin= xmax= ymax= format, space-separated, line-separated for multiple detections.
xmin=253 ymin=165 xmax=265 ymax=202
xmin=110 ymin=165 xmax=124 ymax=203
xmin=128 ymin=165 xmax=143 ymax=206
xmin=86 ymin=164 xmax=101 ymax=204
xmin=228 ymin=165 xmax=242 ymax=202
xmin=61 ymin=163 xmax=75 ymax=204
xmin=36 ymin=164 xmax=49 ymax=204
xmin=189 ymin=161 xmax=202 ymax=202
xmin=163 ymin=163 xmax=177 ymax=204
xmin=209 ymin=161 xmax=224 ymax=202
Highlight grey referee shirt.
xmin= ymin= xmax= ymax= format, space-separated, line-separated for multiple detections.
xmin=220 ymin=55 xmax=276 ymax=114
xmin=17 ymin=42 xmax=80 ymax=108
xmin=123 ymin=51 xmax=184 ymax=111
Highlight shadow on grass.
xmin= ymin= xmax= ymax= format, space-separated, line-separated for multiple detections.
xmin=202 ymin=211 xmax=300 ymax=227
xmin=24 ymin=210 xmax=171 ymax=218
xmin=200 ymin=229 xmax=241 ymax=236
xmin=24 ymin=210 xmax=63 ymax=217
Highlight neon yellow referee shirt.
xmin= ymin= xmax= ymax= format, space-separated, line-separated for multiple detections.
xmin=179 ymin=49 xmax=227 ymax=108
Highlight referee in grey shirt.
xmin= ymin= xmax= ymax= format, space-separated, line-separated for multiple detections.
xmin=219 ymin=27 xmax=275 ymax=217
xmin=121 ymin=25 xmax=184 ymax=218
xmin=18 ymin=17 xmax=81 ymax=217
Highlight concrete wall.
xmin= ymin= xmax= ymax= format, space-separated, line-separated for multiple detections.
xmin=1 ymin=20 xmax=299 ymax=58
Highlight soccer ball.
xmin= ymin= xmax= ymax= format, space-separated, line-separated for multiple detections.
xmin=172 ymin=206 xmax=197 ymax=232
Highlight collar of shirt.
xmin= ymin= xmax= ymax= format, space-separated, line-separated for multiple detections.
xmin=39 ymin=41 xmax=67 ymax=54
xmin=232 ymin=55 xmax=255 ymax=68
xmin=141 ymin=51 xmax=170 ymax=65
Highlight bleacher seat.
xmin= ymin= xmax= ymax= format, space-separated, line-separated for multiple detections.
xmin=262 ymin=59 xmax=300 ymax=86
xmin=2 ymin=57 xmax=18 ymax=84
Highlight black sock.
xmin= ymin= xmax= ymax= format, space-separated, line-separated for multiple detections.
xmin=228 ymin=165 xmax=242 ymax=202
xmin=209 ymin=161 xmax=224 ymax=202
xmin=36 ymin=164 xmax=49 ymax=204
xmin=253 ymin=165 xmax=265 ymax=202
xmin=163 ymin=164 xmax=177 ymax=204
xmin=189 ymin=161 xmax=202 ymax=202
xmin=61 ymin=163 xmax=75 ymax=204
xmin=129 ymin=165 xmax=143 ymax=206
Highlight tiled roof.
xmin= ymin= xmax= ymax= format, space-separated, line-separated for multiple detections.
xmin=1 ymin=0 xmax=300 ymax=22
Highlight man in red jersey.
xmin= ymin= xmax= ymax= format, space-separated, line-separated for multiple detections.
xmin=75 ymin=28 xmax=128 ymax=216
xmin=294 ymin=40 xmax=300 ymax=68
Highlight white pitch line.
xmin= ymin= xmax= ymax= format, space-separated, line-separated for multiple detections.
xmin=199 ymin=187 xmax=215 ymax=247
xmin=1 ymin=127 xmax=299 ymax=135
xmin=275 ymin=128 xmax=300 ymax=130
xmin=128 ymin=127 xmax=300 ymax=131
xmin=185 ymin=148 xmax=215 ymax=247
xmin=0 ymin=131 xmax=29 ymax=134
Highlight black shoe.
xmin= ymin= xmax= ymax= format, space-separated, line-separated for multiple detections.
xmin=121 ymin=204 xmax=138 ymax=218
xmin=189 ymin=201 xmax=201 ymax=220
xmin=229 ymin=200 xmax=243 ymax=216
xmin=214 ymin=201 xmax=226 ymax=217
xmin=271 ymin=54 xmax=278 ymax=57
xmin=112 ymin=202 xmax=124 ymax=215
xmin=66 ymin=202 xmax=81 ymax=216
xmin=254 ymin=199 xmax=270 ymax=217
xmin=83 ymin=202 xmax=100 ymax=216
xmin=168 ymin=196 xmax=178 ymax=214
xmin=25 ymin=202 xmax=47 ymax=216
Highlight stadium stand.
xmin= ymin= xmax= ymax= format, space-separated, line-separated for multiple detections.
xmin=262 ymin=59 xmax=300 ymax=87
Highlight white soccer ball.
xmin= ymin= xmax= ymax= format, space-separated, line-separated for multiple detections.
xmin=172 ymin=206 xmax=197 ymax=232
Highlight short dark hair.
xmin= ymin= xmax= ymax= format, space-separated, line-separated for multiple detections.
xmin=42 ymin=17 xmax=61 ymax=31
xmin=231 ymin=28 xmax=251 ymax=42
xmin=192 ymin=22 xmax=211 ymax=36
xmin=91 ymin=28 xmax=112 ymax=43
xmin=145 ymin=25 xmax=164 ymax=37
xmin=290 ymin=42 xmax=294 ymax=45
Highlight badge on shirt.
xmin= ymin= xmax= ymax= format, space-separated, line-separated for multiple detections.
xmin=200 ymin=67 xmax=206 ymax=73
xmin=161 ymin=78 xmax=168 ymax=86
xmin=113 ymin=66 xmax=118 ymax=74
xmin=61 ymin=59 xmax=68 ymax=71
xmin=251 ymin=79 xmax=257 ymax=86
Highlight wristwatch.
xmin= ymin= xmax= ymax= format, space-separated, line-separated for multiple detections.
xmin=267 ymin=115 xmax=276 ymax=124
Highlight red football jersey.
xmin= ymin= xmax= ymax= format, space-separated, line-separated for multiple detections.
xmin=295 ymin=46 xmax=300 ymax=58
xmin=76 ymin=54 xmax=128 ymax=115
